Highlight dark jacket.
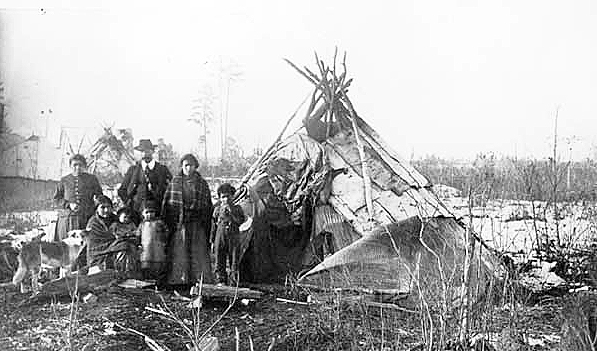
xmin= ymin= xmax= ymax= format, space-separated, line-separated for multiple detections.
xmin=211 ymin=201 xmax=245 ymax=243
xmin=54 ymin=173 xmax=103 ymax=223
xmin=118 ymin=161 xmax=172 ymax=214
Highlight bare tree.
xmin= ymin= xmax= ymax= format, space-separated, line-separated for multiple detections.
xmin=0 ymin=81 xmax=9 ymax=135
xmin=0 ymin=81 xmax=13 ymax=155
xmin=547 ymin=106 xmax=572 ymax=250
xmin=216 ymin=59 xmax=243 ymax=160
xmin=188 ymin=85 xmax=216 ymax=164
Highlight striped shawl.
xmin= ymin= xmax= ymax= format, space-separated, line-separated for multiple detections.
xmin=162 ymin=172 xmax=213 ymax=230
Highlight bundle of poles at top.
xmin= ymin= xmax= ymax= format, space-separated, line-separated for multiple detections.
xmin=241 ymin=50 xmax=376 ymax=221
xmin=87 ymin=127 xmax=135 ymax=174
xmin=241 ymin=49 xmax=355 ymax=185
xmin=284 ymin=48 xmax=356 ymax=139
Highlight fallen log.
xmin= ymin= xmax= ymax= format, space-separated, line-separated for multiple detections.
xmin=276 ymin=297 xmax=310 ymax=305
xmin=341 ymin=295 xmax=417 ymax=314
xmin=24 ymin=269 xmax=125 ymax=304
xmin=243 ymin=282 xmax=293 ymax=294
xmin=247 ymin=281 xmax=409 ymax=299
xmin=297 ymin=282 xmax=408 ymax=297
xmin=192 ymin=283 xmax=263 ymax=300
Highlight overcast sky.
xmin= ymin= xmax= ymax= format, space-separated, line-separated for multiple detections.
xmin=1 ymin=1 xmax=596 ymax=160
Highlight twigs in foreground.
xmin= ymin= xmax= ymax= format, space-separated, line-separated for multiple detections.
xmin=140 ymin=280 xmax=239 ymax=351
xmin=113 ymin=321 xmax=171 ymax=351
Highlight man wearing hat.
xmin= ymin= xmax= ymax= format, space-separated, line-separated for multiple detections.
xmin=118 ymin=139 xmax=172 ymax=224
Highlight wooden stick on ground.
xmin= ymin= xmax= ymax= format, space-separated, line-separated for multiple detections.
xmin=191 ymin=283 xmax=263 ymax=300
xmin=276 ymin=297 xmax=309 ymax=305
xmin=341 ymin=296 xmax=418 ymax=314
xmin=297 ymin=282 xmax=409 ymax=297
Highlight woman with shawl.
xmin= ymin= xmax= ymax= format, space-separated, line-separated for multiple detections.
xmin=85 ymin=195 xmax=116 ymax=269
xmin=162 ymin=154 xmax=214 ymax=286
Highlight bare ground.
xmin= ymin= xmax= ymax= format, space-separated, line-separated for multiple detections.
xmin=0 ymin=283 xmax=567 ymax=351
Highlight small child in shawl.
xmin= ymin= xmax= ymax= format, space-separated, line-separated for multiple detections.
xmin=111 ymin=207 xmax=137 ymax=239
xmin=137 ymin=200 xmax=169 ymax=284
xmin=107 ymin=207 xmax=140 ymax=274
xmin=211 ymin=183 xmax=245 ymax=285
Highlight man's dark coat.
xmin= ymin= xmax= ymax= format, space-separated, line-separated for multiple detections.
xmin=118 ymin=162 xmax=172 ymax=218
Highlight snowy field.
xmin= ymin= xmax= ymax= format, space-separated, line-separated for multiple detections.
xmin=440 ymin=195 xmax=597 ymax=262
xmin=0 ymin=210 xmax=58 ymax=240
xmin=2 ymin=193 xmax=597 ymax=260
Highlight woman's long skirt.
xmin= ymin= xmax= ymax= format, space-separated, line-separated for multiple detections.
xmin=54 ymin=211 xmax=85 ymax=241
xmin=167 ymin=221 xmax=213 ymax=285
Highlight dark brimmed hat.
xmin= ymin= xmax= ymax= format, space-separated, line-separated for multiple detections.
xmin=134 ymin=139 xmax=157 ymax=152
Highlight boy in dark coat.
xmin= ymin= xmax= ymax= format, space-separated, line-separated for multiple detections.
xmin=211 ymin=183 xmax=245 ymax=285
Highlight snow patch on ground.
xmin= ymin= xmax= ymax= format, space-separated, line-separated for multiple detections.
xmin=440 ymin=197 xmax=597 ymax=258
xmin=0 ymin=210 xmax=58 ymax=241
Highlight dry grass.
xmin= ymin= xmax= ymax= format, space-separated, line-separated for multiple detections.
xmin=560 ymin=292 xmax=597 ymax=351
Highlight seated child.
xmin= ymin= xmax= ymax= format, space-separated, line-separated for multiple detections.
xmin=211 ymin=183 xmax=245 ymax=285
xmin=136 ymin=200 xmax=169 ymax=284
xmin=108 ymin=207 xmax=140 ymax=274
xmin=111 ymin=207 xmax=137 ymax=239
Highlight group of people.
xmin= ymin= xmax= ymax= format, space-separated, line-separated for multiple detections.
xmin=53 ymin=139 xmax=245 ymax=288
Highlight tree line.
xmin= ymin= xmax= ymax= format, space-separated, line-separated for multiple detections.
xmin=412 ymin=153 xmax=597 ymax=203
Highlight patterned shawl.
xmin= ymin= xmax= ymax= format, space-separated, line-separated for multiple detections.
xmin=162 ymin=171 xmax=213 ymax=227
xmin=85 ymin=214 xmax=116 ymax=266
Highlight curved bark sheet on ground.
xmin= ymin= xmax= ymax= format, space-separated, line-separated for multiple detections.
xmin=299 ymin=216 xmax=493 ymax=295
xmin=300 ymin=216 xmax=423 ymax=280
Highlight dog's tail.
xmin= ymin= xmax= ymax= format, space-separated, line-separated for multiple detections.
xmin=12 ymin=254 xmax=27 ymax=286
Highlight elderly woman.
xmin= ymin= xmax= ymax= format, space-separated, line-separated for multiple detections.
xmin=53 ymin=154 xmax=103 ymax=241
xmin=162 ymin=154 xmax=214 ymax=286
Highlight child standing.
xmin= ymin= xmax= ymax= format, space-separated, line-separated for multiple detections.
xmin=136 ymin=200 xmax=169 ymax=284
xmin=211 ymin=183 xmax=245 ymax=285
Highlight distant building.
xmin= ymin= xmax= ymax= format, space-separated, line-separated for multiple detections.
xmin=1 ymin=133 xmax=61 ymax=180
xmin=0 ymin=127 xmax=98 ymax=181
